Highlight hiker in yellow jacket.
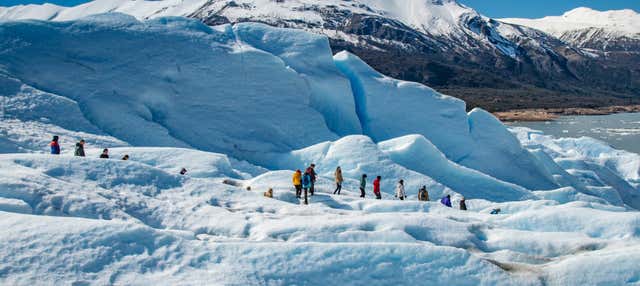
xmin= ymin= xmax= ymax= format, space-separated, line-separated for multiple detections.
xmin=334 ymin=166 xmax=344 ymax=195
xmin=293 ymin=169 xmax=302 ymax=199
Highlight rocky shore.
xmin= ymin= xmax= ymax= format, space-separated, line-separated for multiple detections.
xmin=494 ymin=105 xmax=640 ymax=122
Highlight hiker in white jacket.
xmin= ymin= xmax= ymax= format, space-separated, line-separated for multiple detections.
xmin=395 ymin=180 xmax=406 ymax=201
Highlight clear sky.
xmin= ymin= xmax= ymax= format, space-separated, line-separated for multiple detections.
xmin=2 ymin=0 xmax=639 ymax=19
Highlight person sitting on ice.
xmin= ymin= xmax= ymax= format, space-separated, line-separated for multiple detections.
xmin=373 ymin=176 xmax=382 ymax=200
xmin=460 ymin=197 xmax=467 ymax=211
xmin=50 ymin=135 xmax=61 ymax=155
xmin=440 ymin=194 xmax=452 ymax=207
xmin=418 ymin=186 xmax=429 ymax=201
xmin=122 ymin=154 xmax=130 ymax=160
xmin=180 ymin=168 xmax=188 ymax=175
xmin=99 ymin=148 xmax=109 ymax=159
xmin=264 ymin=188 xmax=273 ymax=198
xmin=490 ymin=208 xmax=501 ymax=215
xmin=74 ymin=139 xmax=85 ymax=157
xmin=395 ymin=179 xmax=406 ymax=200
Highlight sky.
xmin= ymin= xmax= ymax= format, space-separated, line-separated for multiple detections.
xmin=1 ymin=0 xmax=639 ymax=19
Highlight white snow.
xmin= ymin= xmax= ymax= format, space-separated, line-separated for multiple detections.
xmin=0 ymin=0 xmax=474 ymax=37
xmin=500 ymin=7 xmax=640 ymax=40
xmin=0 ymin=0 xmax=530 ymax=58
xmin=0 ymin=13 xmax=639 ymax=285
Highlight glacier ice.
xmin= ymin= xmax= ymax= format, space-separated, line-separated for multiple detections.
xmin=0 ymin=13 xmax=639 ymax=285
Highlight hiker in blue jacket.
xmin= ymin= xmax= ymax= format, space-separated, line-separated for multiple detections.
xmin=302 ymin=171 xmax=312 ymax=205
xmin=440 ymin=194 xmax=452 ymax=207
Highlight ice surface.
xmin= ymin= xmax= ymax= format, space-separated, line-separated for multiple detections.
xmin=258 ymin=135 xmax=452 ymax=200
xmin=0 ymin=14 xmax=639 ymax=285
xmin=512 ymin=127 xmax=640 ymax=209
xmin=334 ymin=52 xmax=564 ymax=191
xmin=232 ymin=23 xmax=362 ymax=136
xmin=0 ymin=152 xmax=638 ymax=285
xmin=0 ymin=17 xmax=341 ymax=158
xmin=378 ymin=134 xmax=532 ymax=202
xmin=0 ymin=16 xmax=569 ymax=194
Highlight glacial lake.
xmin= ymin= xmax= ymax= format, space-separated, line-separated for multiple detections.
xmin=508 ymin=112 xmax=640 ymax=155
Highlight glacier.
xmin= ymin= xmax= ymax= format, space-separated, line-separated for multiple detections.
xmin=0 ymin=13 xmax=639 ymax=285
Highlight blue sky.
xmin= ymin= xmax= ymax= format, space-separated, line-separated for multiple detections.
xmin=2 ymin=0 xmax=639 ymax=19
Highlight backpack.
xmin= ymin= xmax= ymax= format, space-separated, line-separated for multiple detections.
xmin=419 ymin=190 xmax=427 ymax=201
xmin=302 ymin=174 xmax=311 ymax=186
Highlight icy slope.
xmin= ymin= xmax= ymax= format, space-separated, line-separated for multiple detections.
xmin=512 ymin=127 xmax=640 ymax=210
xmin=0 ymin=14 xmax=572 ymax=192
xmin=1 ymin=151 xmax=639 ymax=285
xmin=0 ymin=15 xmax=341 ymax=157
xmin=334 ymin=52 xmax=560 ymax=191
xmin=378 ymin=135 xmax=531 ymax=202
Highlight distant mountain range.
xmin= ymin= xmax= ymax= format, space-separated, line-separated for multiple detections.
xmin=1 ymin=0 xmax=638 ymax=111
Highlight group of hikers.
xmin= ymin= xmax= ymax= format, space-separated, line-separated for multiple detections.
xmin=50 ymin=136 xmax=192 ymax=175
xmin=291 ymin=164 xmax=470 ymax=210
xmin=49 ymin=135 xmax=498 ymax=213
xmin=50 ymin=136 xmax=129 ymax=160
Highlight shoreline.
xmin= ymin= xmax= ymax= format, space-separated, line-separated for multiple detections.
xmin=493 ymin=105 xmax=640 ymax=122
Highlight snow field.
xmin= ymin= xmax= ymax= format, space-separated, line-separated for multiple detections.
xmin=0 ymin=150 xmax=639 ymax=285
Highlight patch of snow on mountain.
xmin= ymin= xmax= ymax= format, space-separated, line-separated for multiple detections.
xmin=500 ymin=7 xmax=640 ymax=40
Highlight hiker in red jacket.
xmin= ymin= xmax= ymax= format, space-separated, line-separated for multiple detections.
xmin=373 ymin=176 xmax=382 ymax=200
xmin=50 ymin=136 xmax=60 ymax=155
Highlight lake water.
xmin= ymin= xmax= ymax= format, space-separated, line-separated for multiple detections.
xmin=508 ymin=112 xmax=640 ymax=154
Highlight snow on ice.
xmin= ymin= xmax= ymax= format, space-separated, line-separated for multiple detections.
xmin=0 ymin=13 xmax=639 ymax=285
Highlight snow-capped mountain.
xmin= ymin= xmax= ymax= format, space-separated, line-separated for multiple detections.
xmin=0 ymin=0 xmax=535 ymax=57
xmin=1 ymin=1 xmax=639 ymax=110
xmin=501 ymin=7 xmax=640 ymax=52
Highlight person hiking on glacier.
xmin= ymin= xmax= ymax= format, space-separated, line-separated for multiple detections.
xmin=74 ymin=139 xmax=85 ymax=157
xmin=302 ymin=170 xmax=312 ymax=205
xmin=293 ymin=169 xmax=302 ymax=199
xmin=460 ymin=197 xmax=468 ymax=211
xmin=373 ymin=176 xmax=382 ymax=200
xmin=395 ymin=179 xmax=406 ymax=200
xmin=99 ymin=148 xmax=109 ymax=159
xmin=306 ymin=164 xmax=317 ymax=196
xmin=333 ymin=166 xmax=343 ymax=195
xmin=50 ymin=136 xmax=60 ymax=155
xmin=359 ymin=174 xmax=367 ymax=198
xmin=418 ymin=186 xmax=429 ymax=201
xmin=440 ymin=194 xmax=452 ymax=207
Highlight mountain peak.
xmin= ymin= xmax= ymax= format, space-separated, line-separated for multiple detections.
xmin=562 ymin=6 xmax=639 ymax=21
xmin=500 ymin=6 xmax=639 ymax=39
